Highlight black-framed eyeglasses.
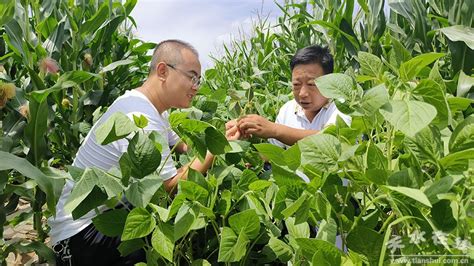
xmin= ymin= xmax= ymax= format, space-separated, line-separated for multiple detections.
xmin=166 ymin=63 xmax=201 ymax=87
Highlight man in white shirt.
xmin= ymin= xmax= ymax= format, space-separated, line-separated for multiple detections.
xmin=227 ymin=45 xmax=350 ymax=146
xmin=50 ymin=39 xmax=238 ymax=265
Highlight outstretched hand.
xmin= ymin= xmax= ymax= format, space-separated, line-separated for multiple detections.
xmin=225 ymin=119 xmax=241 ymax=141
xmin=237 ymin=114 xmax=277 ymax=139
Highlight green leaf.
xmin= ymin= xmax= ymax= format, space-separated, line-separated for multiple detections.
xmin=92 ymin=209 xmax=128 ymax=237
xmin=316 ymin=218 xmax=337 ymax=244
xmin=281 ymin=192 xmax=308 ymax=219
xmin=440 ymin=25 xmax=474 ymax=50
xmin=431 ymin=200 xmax=457 ymax=232
xmin=359 ymin=84 xmax=389 ymax=116
xmin=254 ymin=143 xmax=286 ymax=165
xmin=399 ymin=53 xmax=445 ymax=81
xmin=127 ymin=131 xmax=161 ymax=179
xmin=296 ymin=238 xmax=341 ymax=265
xmin=204 ymin=127 xmax=229 ymax=155
xmin=95 ymin=112 xmax=137 ymax=145
xmin=71 ymin=186 xmax=107 ymax=220
xmin=0 ymin=0 xmax=15 ymax=27
xmin=286 ymin=217 xmax=310 ymax=239
xmin=151 ymin=223 xmax=174 ymax=262
xmin=283 ymin=144 xmax=301 ymax=170
xmin=424 ymin=176 xmax=462 ymax=204
xmin=24 ymin=99 xmax=48 ymax=165
xmin=133 ymin=114 xmax=148 ymax=129
xmin=380 ymin=100 xmax=437 ymax=137
xmin=64 ymin=168 xmax=105 ymax=214
xmin=456 ymin=71 xmax=474 ymax=98
xmin=118 ymin=239 xmax=145 ymax=257
xmin=80 ymin=2 xmax=109 ymax=35
xmin=178 ymin=180 xmax=209 ymax=204
xmin=267 ymin=237 xmax=293 ymax=262
xmin=218 ymin=227 xmax=249 ymax=262
xmin=385 ymin=186 xmax=432 ymax=207
xmin=228 ymin=209 xmax=260 ymax=240
xmin=174 ymin=202 xmax=198 ymax=240
xmin=121 ymin=207 xmax=156 ymax=241
xmin=358 ymin=51 xmax=383 ymax=78
xmin=100 ymin=59 xmax=135 ymax=73
xmin=30 ymin=71 xmax=101 ymax=103
xmin=449 ymin=115 xmax=474 ymax=152
xmin=299 ymin=134 xmax=341 ymax=172
xmin=249 ymin=180 xmax=272 ymax=191
xmin=440 ymin=148 xmax=474 ymax=172
xmin=235 ymin=168 xmax=257 ymax=190
xmin=125 ymin=174 xmax=163 ymax=208
xmin=315 ymin=73 xmax=361 ymax=114
xmin=0 ymin=151 xmax=60 ymax=215
xmin=412 ymin=80 xmax=449 ymax=128
xmin=346 ymin=225 xmax=383 ymax=264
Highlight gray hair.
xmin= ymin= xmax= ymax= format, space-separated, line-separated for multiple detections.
xmin=149 ymin=39 xmax=199 ymax=75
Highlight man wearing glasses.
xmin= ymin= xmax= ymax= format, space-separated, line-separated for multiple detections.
xmin=49 ymin=39 xmax=238 ymax=265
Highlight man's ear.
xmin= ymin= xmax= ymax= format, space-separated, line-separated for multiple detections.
xmin=156 ymin=62 xmax=168 ymax=81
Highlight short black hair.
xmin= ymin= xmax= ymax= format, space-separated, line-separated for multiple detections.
xmin=149 ymin=39 xmax=198 ymax=75
xmin=290 ymin=45 xmax=334 ymax=74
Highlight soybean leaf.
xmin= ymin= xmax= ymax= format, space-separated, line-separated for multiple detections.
xmin=424 ymin=176 xmax=462 ymax=204
xmin=346 ymin=225 xmax=383 ymax=264
xmin=316 ymin=218 xmax=337 ymax=244
xmin=92 ymin=209 xmax=128 ymax=237
xmin=380 ymin=100 xmax=437 ymax=137
xmin=399 ymin=53 xmax=444 ymax=81
xmin=125 ymin=174 xmax=163 ymax=208
xmin=254 ymin=143 xmax=286 ymax=165
xmin=359 ymin=84 xmax=389 ymax=116
xmin=267 ymin=237 xmax=293 ymax=262
xmin=218 ymin=227 xmax=249 ymax=262
xmin=286 ymin=217 xmax=310 ymax=239
xmin=299 ymin=134 xmax=341 ymax=173
xmin=431 ymin=200 xmax=457 ymax=232
xmin=178 ymin=180 xmax=209 ymax=205
xmin=295 ymin=238 xmax=342 ymax=265
xmin=412 ymin=80 xmax=449 ymax=128
xmin=151 ymin=223 xmax=174 ymax=262
xmin=385 ymin=186 xmax=432 ymax=207
xmin=118 ymin=239 xmax=145 ymax=257
xmin=358 ymin=51 xmax=383 ymax=78
xmin=174 ymin=202 xmax=198 ymax=240
xmin=122 ymin=207 xmax=156 ymax=241
xmin=228 ymin=209 xmax=260 ymax=240
xmin=449 ymin=115 xmax=474 ymax=153
xmin=95 ymin=112 xmax=137 ymax=145
xmin=315 ymin=73 xmax=361 ymax=114
xmin=204 ymin=127 xmax=229 ymax=155
xmin=127 ymin=131 xmax=161 ymax=179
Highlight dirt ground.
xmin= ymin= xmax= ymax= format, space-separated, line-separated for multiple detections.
xmin=4 ymin=199 xmax=50 ymax=265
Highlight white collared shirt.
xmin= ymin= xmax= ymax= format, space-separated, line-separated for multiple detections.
xmin=269 ymin=99 xmax=351 ymax=148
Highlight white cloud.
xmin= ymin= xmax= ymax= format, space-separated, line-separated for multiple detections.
xmin=130 ymin=0 xmax=281 ymax=69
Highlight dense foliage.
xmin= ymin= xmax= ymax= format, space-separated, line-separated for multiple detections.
xmin=1 ymin=0 xmax=474 ymax=265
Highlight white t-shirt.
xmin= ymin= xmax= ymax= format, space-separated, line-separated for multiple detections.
xmin=48 ymin=90 xmax=179 ymax=245
xmin=269 ymin=99 xmax=351 ymax=183
xmin=269 ymin=99 xmax=351 ymax=148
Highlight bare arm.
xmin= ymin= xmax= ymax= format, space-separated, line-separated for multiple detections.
xmin=163 ymin=151 xmax=214 ymax=193
xmin=238 ymin=114 xmax=319 ymax=146
xmin=163 ymin=123 xmax=241 ymax=193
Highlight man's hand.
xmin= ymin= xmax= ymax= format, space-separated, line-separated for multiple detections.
xmin=238 ymin=114 xmax=278 ymax=139
xmin=225 ymin=119 xmax=241 ymax=140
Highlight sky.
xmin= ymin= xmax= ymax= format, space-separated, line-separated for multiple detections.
xmin=130 ymin=0 xmax=283 ymax=69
